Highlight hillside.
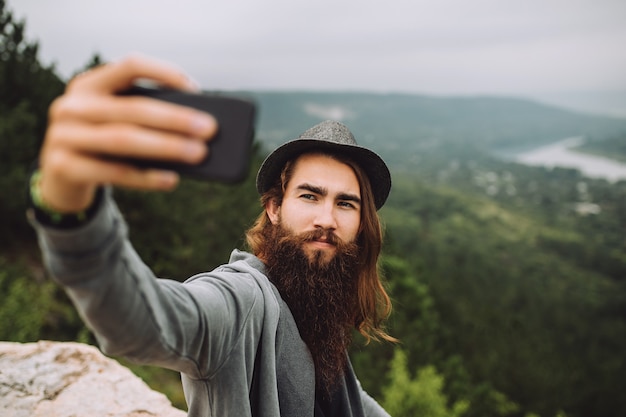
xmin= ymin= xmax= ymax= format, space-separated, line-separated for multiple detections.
xmin=575 ymin=133 xmax=626 ymax=163
xmin=360 ymin=169 xmax=626 ymax=417
xmin=247 ymin=91 xmax=626 ymax=167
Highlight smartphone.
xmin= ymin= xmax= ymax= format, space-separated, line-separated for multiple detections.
xmin=117 ymin=85 xmax=257 ymax=183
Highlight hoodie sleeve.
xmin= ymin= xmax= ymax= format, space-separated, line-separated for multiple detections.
xmin=30 ymin=189 xmax=263 ymax=379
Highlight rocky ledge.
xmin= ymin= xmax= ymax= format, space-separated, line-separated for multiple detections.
xmin=0 ymin=340 xmax=186 ymax=417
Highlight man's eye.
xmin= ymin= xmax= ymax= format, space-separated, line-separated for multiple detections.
xmin=300 ymin=194 xmax=316 ymax=200
xmin=339 ymin=201 xmax=356 ymax=209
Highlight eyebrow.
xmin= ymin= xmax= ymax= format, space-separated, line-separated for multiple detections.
xmin=296 ymin=183 xmax=362 ymax=205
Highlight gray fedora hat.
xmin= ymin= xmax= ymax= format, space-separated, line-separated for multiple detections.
xmin=256 ymin=120 xmax=391 ymax=209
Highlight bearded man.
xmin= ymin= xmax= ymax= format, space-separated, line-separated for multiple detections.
xmin=29 ymin=56 xmax=394 ymax=417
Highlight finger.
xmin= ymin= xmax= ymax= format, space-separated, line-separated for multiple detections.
xmin=68 ymin=53 xmax=199 ymax=95
xmin=44 ymin=148 xmax=181 ymax=191
xmin=50 ymin=94 xmax=218 ymax=140
xmin=47 ymin=122 xmax=209 ymax=164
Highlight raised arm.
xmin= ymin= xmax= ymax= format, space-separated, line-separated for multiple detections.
xmin=30 ymin=55 xmax=257 ymax=377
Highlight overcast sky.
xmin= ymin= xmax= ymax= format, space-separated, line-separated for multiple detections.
xmin=10 ymin=0 xmax=626 ymax=96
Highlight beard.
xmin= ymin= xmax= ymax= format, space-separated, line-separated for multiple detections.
xmin=261 ymin=222 xmax=361 ymax=397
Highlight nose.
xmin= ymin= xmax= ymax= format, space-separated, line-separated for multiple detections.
xmin=313 ymin=202 xmax=337 ymax=230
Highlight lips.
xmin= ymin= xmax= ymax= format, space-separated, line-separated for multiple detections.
xmin=311 ymin=239 xmax=335 ymax=248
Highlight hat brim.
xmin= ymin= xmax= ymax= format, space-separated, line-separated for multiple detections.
xmin=256 ymin=138 xmax=391 ymax=210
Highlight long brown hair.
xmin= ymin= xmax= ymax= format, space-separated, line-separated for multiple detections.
xmin=246 ymin=151 xmax=396 ymax=343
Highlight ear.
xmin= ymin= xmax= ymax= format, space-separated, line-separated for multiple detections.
xmin=265 ymin=199 xmax=280 ymax=225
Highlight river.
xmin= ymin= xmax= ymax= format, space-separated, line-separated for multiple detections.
xmin=512 ymin=137 xmax=626 ymax=182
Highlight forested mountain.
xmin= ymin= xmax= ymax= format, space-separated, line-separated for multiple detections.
xmin=248 ymin=91 xmax=626 ymax=160
xmin=2 ymin=3 xmax=626 ymax=417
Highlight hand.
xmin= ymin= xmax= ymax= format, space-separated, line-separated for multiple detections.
xmin=38 ymin=54 xmax=218 ymax=213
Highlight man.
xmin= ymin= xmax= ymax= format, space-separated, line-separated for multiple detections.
xmin=29 ymin=55 xmax=394 ymax=416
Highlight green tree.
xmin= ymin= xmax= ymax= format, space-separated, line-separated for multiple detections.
xmin=0 ymin=256 xmax=89 ymax=343
xmin=382 ymin=348 xmax=468 ymax=417
xmin=0 ymin=0 xmax=65 ymax=250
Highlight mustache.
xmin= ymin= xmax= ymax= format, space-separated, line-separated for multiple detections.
xmin=279 ymin=227 xmax=359 ymax=261
xmin=297 ymin=228 xmax=339 ymax=245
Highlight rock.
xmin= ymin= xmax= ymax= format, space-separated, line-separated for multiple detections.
xmin=0 ymin=340 xmax=186 ymax=417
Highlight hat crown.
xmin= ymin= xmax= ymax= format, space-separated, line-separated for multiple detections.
xmin=298 ymin=120 xmax=357 ymax=145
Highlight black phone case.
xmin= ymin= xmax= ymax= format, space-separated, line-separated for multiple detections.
xmin=118 ymin=86 xmax=256 ymax=183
